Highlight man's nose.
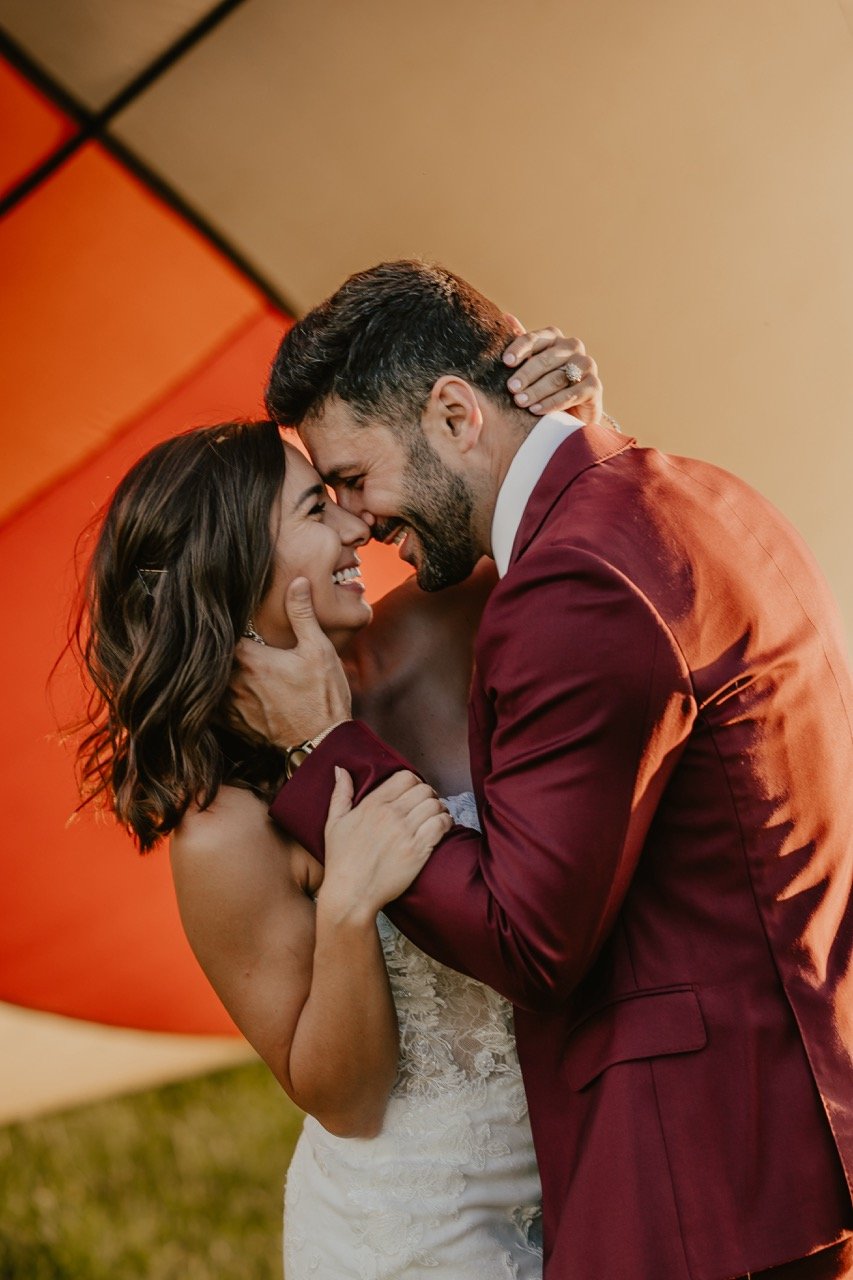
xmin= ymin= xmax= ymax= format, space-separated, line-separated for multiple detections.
xmin=338 ymin=490 xmax=375 ymax=527
xmin=332 ymin=499 xmax=372 ymax=546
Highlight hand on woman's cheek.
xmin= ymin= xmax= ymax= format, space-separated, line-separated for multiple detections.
xmin=251 ymin=446 xmax=371 ymax=650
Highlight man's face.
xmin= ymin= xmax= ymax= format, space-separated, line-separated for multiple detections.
xmin=299 ymin=397 xmax=480 ymax=592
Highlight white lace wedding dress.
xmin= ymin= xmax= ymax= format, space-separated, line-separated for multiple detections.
xmin=283 ymin=792 xmax=543 ymax=1279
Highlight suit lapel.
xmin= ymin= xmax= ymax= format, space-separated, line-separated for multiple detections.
xmin=507 ymin=423 xmax=634 ymax=569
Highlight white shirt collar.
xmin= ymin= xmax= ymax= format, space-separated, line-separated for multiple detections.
xmin=490 ymin=410 xmax=584 ymax=577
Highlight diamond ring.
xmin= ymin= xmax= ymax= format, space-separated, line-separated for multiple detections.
xmin=563 ymin=361 xmax=584 ymax=386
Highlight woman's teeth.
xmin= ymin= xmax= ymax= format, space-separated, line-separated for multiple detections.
xmin=331 ymin=566 xmax=362 ymax=585
xmin=392 ymin=527 xmax=407 ymax=546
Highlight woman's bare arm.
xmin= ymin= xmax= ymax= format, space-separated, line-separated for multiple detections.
xmin=170 ymin=774 xmax=449 ymax=1137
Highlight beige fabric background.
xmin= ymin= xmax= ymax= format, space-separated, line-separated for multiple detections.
xmin=117 ymin=0 xmax=853 ymax=635
xmin=0 ymin=1004 xmax=254 ymax=1125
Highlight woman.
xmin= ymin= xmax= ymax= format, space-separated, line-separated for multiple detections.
xmin=75 ymin=333 xmax=601 ymax=1278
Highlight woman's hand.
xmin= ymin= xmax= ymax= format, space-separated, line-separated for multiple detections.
xmin=320 ymin=768 xmax=452 ymax=923
xmin=501 ymin=322 xmax=606 ymax=425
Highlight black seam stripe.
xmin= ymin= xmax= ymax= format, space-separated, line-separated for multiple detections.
xmin=0 ymin=8 xmax=297 ymax=315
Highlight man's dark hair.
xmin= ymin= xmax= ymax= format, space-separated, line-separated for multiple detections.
xmin=265 ymin=260 xmax=516 ymax=430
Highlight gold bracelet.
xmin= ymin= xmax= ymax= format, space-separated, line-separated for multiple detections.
xmin=284 ymin=719 xmax=348 ymax=780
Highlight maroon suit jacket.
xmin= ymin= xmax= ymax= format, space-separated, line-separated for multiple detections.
xmin=271 ymin=425 xmax=853 ymax=1279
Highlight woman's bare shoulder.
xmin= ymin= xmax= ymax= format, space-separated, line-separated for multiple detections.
xmin=169 ymin=788 xmax=318 ymax=967
xmin=171 ymin=785 xmax=317 ymax=897
xmin=172 ymin=784 xmax=279 ymax=859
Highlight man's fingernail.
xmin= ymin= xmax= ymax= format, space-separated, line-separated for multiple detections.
xmin=504 ymin=352 xmax=517 ymax=365
xmin=515 ymin=392 xmax=529 ymax=406
xmin=508 ymin=378 xmax=521 ymax=392
xmin=530 ymin=403 xmax=543 ymax=414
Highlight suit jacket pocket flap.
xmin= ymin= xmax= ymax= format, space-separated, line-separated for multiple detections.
xmin=564 ymin=987 xmax=707 ymax=1091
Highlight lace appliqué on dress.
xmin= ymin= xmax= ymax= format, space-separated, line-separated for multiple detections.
xmin=284 ymin=792 xmax=543 ymax=1279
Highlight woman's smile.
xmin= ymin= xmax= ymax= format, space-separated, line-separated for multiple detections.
xmin=331 ymin=558 xmax=366 ymax=592
xmin=252 ymin=444 xmax=372 ymax=649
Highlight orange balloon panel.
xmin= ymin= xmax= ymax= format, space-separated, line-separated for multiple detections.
xmin=0 ymin=57 xmax=76 ymax=199
xmin=0 ymin=140 xmax=264 ymax=522
xmin=0 ymin=307 xmax=410 ymax=1034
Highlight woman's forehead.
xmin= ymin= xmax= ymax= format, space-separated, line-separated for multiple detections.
xmin=282 ymin=439 xmax=322 ymax=487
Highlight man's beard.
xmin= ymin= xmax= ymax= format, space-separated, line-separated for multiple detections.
xmin=375 ymin=432 xmax=480 ymax=592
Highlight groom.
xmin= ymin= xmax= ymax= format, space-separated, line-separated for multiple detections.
xmin=236 ymin=261 xmax=853 ymax=1278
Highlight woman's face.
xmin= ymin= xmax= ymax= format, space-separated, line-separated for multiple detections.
xmin=252 ymin=443 xmax=373 ymax=650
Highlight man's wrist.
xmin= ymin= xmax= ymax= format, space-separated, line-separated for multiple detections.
xmin=283 ymin=718 xmax=351 ymax=779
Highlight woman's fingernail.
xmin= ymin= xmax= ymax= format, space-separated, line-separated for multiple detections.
xmin=504 ymin=352 xmax=517 ymax=365
xmin=530 ymin=403 xmax=543 ymax=414
xmin=508 ymin=378 xmax=521 ymax=392
xmin=515 ymin=392 xmax=529 ymax=406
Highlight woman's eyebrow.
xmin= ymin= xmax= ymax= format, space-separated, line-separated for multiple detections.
xmin=294 ymin=482 xmax=325 ymax=509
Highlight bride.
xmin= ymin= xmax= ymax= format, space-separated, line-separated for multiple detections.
xmin=74 ymin=329 xmax=602 ymax=1278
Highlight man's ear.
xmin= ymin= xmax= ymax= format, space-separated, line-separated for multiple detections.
xmin=503 ymin=312 xmax=526 ymax=338
xmin=422 ymin=376 xmax=483 ymax=456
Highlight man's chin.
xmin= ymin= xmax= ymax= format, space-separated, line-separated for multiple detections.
xmin=414 ymin=553 xmax=479 ymax=593
xmin=414 ymin=566 xmax=446 ymax=593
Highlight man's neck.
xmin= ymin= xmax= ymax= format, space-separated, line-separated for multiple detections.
xmin=474 ymin=405 xmax=536 ymax=556
xmin=487 ymin=408 xmax=586 ymax=574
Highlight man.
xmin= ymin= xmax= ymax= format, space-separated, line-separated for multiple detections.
xmin=234 ymin=261 xmax=853 ymax=1278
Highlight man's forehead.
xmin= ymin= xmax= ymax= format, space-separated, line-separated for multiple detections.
xmin=298 ymin=403 xmax=397 ymax=479
xmin=298 ymin=419 xmax=363 ymax=480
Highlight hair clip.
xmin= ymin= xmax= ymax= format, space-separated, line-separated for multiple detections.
xmin=136 ymin=567 xmax=166 ymax=597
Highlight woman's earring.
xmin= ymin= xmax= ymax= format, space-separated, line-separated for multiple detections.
xmin=243 ymin=620 xmax=267 ymax=646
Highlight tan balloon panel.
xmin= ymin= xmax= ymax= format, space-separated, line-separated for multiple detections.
xmin=839 ymin=0 xmax=853 ymax=36
xmin=0 ymin=1004 xmax=254 ymax=1124
xmin=0 ymin=0 xmax=219 ymax=108
xmin=112 ymin=0 xmax=853 ymax=638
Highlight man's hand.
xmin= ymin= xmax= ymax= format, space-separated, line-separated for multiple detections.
xmin=231 ymin=578 xmax=352 ymax=749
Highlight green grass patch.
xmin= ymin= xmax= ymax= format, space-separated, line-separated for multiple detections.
xmin=0 ymin=1061 xmax=304 ymax=1279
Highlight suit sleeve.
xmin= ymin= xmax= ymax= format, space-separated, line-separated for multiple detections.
xmin=270 ymin=544 xmax=695 ymax=1011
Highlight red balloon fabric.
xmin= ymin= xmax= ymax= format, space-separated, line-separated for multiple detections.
xmin=0 ymin=51 xmax=409 ymax=1035
xmin=0 ymin=57 xmax=75 ymax=199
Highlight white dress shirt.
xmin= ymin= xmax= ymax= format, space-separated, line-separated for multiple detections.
xmin=490 ymin=410 xmax=584 ymax=577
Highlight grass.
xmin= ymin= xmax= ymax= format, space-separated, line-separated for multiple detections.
xmin=0 ymin=1061 xmax=304 ymax=1280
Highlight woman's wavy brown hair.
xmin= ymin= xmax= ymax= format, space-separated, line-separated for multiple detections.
xmin=74 ymin=420 xmax=287 ymax=851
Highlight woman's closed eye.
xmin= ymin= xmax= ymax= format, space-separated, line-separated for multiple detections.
xmin=308 ymin=499 xmax=327 ymax=518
